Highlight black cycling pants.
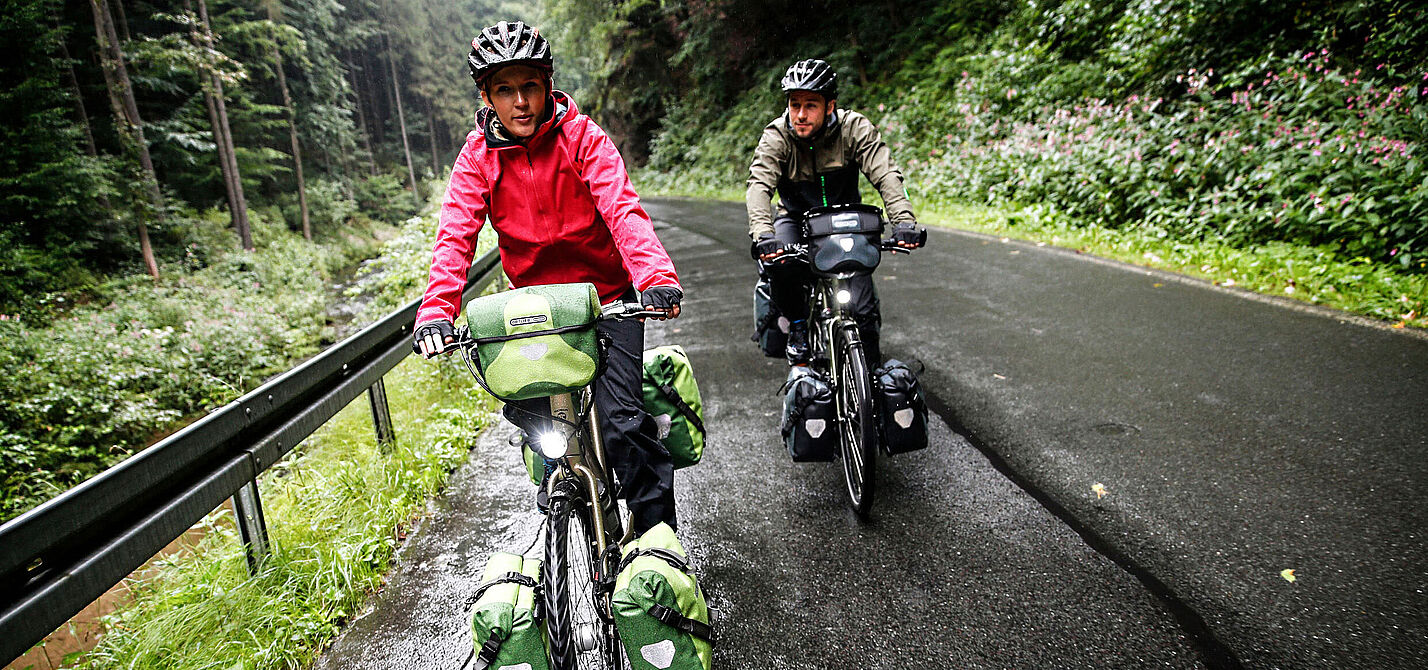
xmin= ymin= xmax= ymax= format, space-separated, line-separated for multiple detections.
xmin=503 ymin=314 xmax=677 ymax=534
xmin=762 ymin=257 xmax=882 ymax=365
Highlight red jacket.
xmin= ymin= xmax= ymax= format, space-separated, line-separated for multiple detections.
xmin=416 ymin=91 xmax=679 ymax=325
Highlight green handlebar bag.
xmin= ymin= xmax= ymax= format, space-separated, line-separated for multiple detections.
xmin=613 ymin=523 xmax=714 ymax=670
xmin=464 ymin=283 xmax=602 ymax=401
xmin=641 ymin=345 xmax=705 ymax=469
xmin=469 ymin=552 xmax=551 ymax=670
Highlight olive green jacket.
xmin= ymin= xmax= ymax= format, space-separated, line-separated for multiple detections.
xmin=745 ymin=108 xmax=915 ymax=239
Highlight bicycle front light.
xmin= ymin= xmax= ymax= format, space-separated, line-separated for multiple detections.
xmin=836 ymin=289 xmax=852 ymax=304
xmin=536 ymin=431 xmax=568 ymax=459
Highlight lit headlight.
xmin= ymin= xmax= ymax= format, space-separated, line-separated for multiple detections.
xmin=537 ymin=431 xmax=568 ymax=459
xmin=836 ymin=289 xmax=852 ymax=304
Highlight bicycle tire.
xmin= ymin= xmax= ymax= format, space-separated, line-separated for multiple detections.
xmin=545 ymin=495 xmax=623 ymax=670
xmin=834 ymin=323 xmax=878 ymax=518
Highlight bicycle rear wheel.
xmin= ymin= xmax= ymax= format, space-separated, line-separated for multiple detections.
xmin=545 ymin=494 xmax=623 ymax=669
xmin=834 ymin=323 xmax=878 ymax=518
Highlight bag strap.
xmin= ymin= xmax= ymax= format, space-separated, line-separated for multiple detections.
xmin=617 ymin=546 xmax=692 ymax=577
xmin=471 ymin=322 xmax=592 ymax=345
xmin=656 ymin=382 xmax=705 ymax=436
xmin=470 ymin=571 xmax=539 ymax=604
xmin=647 ymin=602 xmax=716 ymax=643
xmin=473 ymin=632 xmax=505 ymax=670
xmin=467 ymin=571 xmax=541 ymax=669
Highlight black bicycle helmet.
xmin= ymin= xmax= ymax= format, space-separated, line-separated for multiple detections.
xmin=780 ymin=59 xmax=837 ymax=100
xmin=468 ymin=21 xmax=553 ymax=87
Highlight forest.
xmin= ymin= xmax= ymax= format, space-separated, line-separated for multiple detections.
xmin=4 ymin=0 xmax=1426 ymax=521
xmin=3 ymin=1 xmax=1427 ymax=667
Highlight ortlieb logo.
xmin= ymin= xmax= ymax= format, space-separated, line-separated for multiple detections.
xmin=509 ymin=314 xmax=548 ymax=327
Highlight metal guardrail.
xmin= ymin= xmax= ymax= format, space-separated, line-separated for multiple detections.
xmin=0 ymin=248 xmax=501 ymax=664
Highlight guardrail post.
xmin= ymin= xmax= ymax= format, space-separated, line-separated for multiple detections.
xmin=368 ymin=376 xmax=395 ymax=450
xmin=232 ymin=481 xmax=270 ymax=574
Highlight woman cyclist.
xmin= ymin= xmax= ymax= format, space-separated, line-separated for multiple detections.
xmin=412 ymin=21 xmax=683 ymax=533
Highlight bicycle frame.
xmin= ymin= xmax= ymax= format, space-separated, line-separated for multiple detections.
xmin=807 ymin=275 xmax=862 ymax=379
xmin=540 ymin=390 xmax=622 ymax=558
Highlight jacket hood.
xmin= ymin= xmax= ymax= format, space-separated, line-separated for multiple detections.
xmin=477 ymin=89 xmax=576 ymax=149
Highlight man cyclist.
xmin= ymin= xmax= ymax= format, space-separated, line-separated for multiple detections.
xmin=412 ymin=21 xmax=683 ymax=533
xmin=747 ymin=58 xmax=925 ymax=367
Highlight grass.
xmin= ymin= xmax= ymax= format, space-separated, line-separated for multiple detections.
xmin=32 ymin=186 xmax=505 ymax=670
xmin=922 ymin=201 xmax=1428 ymax=331
xmin=74 ymin=351 xmax=499 ymax=670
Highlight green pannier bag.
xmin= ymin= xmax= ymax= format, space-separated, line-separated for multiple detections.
xmin=613 ymin=523 xmax=714 ymax=670
xmin=641 ymin=345 xmax=705 ymax=469
xmin=465 ymin=283 xmax=602 ymax=401
xmin=469 ymin=552 xmax=551 ymax=670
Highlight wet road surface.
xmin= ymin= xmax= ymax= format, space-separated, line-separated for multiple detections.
xmin=313 ymin=197 xmax=1427 ymax=669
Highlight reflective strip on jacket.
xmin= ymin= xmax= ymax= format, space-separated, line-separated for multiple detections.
xmin=416 ymin=90 xmax=679 ymax=325
xmin=745 ymin=108 xmax=915 ymax=239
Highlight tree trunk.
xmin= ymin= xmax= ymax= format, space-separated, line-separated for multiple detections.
xmin=427 ymin=99 xmax=440 ymax=176
xmin=89 ymin=0 xmax=159 ymax=278
xmin=181 ymin=0 xmax=240 ymax=239
xmin=112 ymin=0 xmax=129 ymax=42
xmin=387 ymin=41 xmax=420 ymax=207
xmin=266 ymin=3 xmax=310 ymax=240
xmin=55 ymin=13 xmax=113 ymax=214
xmin=198 ymin=0 xmax=253 ymax=250
xmin=350 ymin=70 xmax=377 ymax=176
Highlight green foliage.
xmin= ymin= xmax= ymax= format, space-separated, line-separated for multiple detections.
xmin=890 ymin=50 xmax=1428 ymax=270
xmin=72 ymin=188 xmax=500 ymax=669
xmin=0 ymin=209 xmax=376 ymax=522
xmin=79 ymin=352 xmax=498 ymax=670
xmin=0 ymin=0 xmax=121 ymax=307
xmin=598 ymin=0 xmax=1428 ymax=329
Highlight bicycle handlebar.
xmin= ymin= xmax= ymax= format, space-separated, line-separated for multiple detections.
xmin=444 ymin=302 xmax=666 ymax=351
xmin=600 ymin=301 xmax=669 ymax=320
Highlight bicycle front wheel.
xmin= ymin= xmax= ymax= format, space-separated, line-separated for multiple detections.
xmin=834 ymin=323 xmax=878 ymax=518
xmin=545 ymin=495 xmax=623 ymax=670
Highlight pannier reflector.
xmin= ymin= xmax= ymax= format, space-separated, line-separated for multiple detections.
xmin=839 ymin=237 xmax=855 ymax=251
xmin=805 ymin=418 xmax=826 ymax=438
xmin=654 ymin=413 xmax=673 ymax=439
xmin=641 ymin=640 xmax=677 ymax=668
xmin=894 ymin=408 xmax=915 ymax=428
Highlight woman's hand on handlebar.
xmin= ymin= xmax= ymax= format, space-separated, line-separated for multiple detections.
xmin=413 ymin=318 xmax=457 ymax=358
xmin=640 ymin=285 xmax=683 ymax=320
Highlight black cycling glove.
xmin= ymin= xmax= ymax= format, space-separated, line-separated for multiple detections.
xmin=413 ymin=319 xmax=456 ymax=357
xmin=751 ymin=234 xmax=791 ymax=260
xmin=641 ymin=285 xmax=683 ymax=311
xmin=888 ymin=221 xmax=928 ymax=248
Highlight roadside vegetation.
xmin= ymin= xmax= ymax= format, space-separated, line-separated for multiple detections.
xmin=557 ymin=0 xmax=1426 ymax=331
xmin=0 ymin=193 xmax=411 ymax=523
xmin=2 ymin=0 xmax=531 ymax=522
xmin=56 ymin=201 xmax=502 ymax=670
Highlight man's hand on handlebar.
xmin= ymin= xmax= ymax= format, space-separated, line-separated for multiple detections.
xmin=413 ymin=318 xmax=457 ymax=358
xmin=752 ymin=233 xmax=795 ymax=262
xmin=640 ymin=285 xmax=683 ymax=320
xmin=887 ymin=221 xmax=928 ymax=250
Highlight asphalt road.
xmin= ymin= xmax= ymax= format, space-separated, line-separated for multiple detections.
xmin=314 ymin=197 xmax=1426 ymax=669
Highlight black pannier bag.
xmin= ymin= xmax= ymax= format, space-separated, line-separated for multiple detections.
xmin=802 ymin=204 xmax=885 ymax=277
xmin=874 ymin=359 xmax=929 ymax=454
xmin=780 ymin=369 xmax=836 ymax=461
xmin=752 ymin=277 xmax=789 ymax=358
